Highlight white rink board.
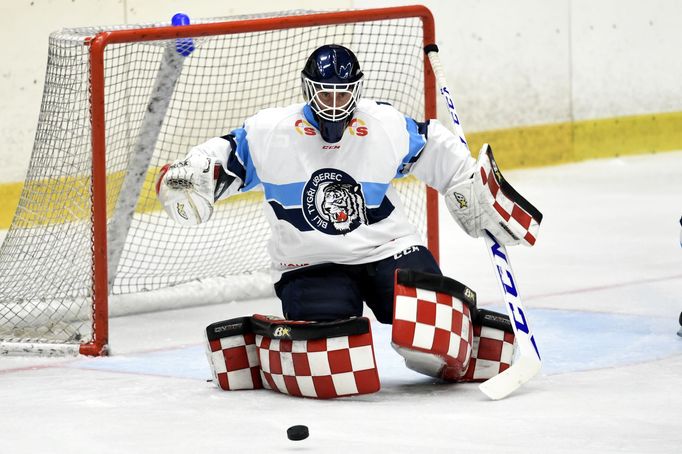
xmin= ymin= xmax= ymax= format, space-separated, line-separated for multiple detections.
xmin=2 ymin=1 xmax=682 ymax=182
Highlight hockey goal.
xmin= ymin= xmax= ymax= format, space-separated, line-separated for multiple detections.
xmin=0 ymin=6 xmax=438 ymax=356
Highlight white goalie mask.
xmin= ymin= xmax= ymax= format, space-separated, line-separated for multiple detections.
xmin=302 ymin=77 xmax=364 ymax=123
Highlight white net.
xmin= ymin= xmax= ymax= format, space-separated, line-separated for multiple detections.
xmin=0 ymin=10 xmax=430 ymax=350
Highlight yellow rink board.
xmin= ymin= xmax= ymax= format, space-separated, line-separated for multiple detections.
xmin=0 ymin=170 xmax=264 ymax=228
xmin=0 ymin=110 xmax=680 ymax=229
xmin=466 ymin=110 xmax=682 ymax=170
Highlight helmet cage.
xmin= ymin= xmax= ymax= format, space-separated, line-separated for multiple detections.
xmin=302 ymin=76 xmax=363 ymax=122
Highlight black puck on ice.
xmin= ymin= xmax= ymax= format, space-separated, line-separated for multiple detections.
xmin=287 ymin=425 xmax=309 ymax=441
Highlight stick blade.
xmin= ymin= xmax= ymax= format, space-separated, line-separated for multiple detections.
xmin=478 ymin=355 xmax=541 ymax=400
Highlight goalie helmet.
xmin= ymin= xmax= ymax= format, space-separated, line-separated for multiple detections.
xmin=301 ymin=44 xmax=364 ymax=143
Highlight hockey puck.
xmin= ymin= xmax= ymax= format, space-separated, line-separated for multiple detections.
xmin=287 ymin=425 xmax=309 ymax=441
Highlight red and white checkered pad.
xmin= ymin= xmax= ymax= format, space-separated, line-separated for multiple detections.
xmin=479 ymin=158 xmax=540 ymax=246
xmin=460 ymin=324 xmax=516 ymax=382
xmin=256 ymin=331 xmax=380 ymax=399
xmin=207 ymin=332 xmax=262 ymax=391
xmin=392 ymin=282 xmax=473 ymax=380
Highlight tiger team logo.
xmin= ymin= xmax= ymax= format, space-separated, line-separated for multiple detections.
xmin=302 ymin=168 xmax=367 ymax=235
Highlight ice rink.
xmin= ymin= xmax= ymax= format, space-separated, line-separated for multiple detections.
xmin=1 ymin=151 xmax=680 ymax=453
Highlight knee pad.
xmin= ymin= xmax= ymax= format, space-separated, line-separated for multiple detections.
xmin=206 ymin=315 xmax=380 ymax=399
xmin=391 ymin=269 xmax=477 ymax=381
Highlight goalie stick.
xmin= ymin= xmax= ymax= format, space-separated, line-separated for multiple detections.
xmin=424 ymin=44 xmax=541 ymax=399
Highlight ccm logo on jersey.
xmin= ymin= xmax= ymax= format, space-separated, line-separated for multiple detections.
xmin=347 ymin=118 xmax=368 ymax=136
xmin=295 ymin=119 xmax=317 ymax=136
xmin=394 ymin=245 xmax=420 ymax=259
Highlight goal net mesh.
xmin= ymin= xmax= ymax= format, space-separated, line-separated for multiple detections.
xmin=0 ymin=11 xmax=428 ymax=348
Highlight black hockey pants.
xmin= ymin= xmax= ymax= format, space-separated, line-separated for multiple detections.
xmin=274 ymin=245 xmax=441 ymax=323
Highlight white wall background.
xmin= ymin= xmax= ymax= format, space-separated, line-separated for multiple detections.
xmin=0 ymin=0 xmax=680 ymax=182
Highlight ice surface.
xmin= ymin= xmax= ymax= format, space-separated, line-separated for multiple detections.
xmin=1 ymin=152 xmax=681 ymax=453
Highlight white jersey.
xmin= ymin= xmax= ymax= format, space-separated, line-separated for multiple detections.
xmin=187 ymin=99 xmax=475 ymax=279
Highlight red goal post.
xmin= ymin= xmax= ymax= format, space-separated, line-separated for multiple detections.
xmin=0 ymin=6 xmax=438 ymax=356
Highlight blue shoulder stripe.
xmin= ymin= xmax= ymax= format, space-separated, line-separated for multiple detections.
xmin=227 ymin=127 xmax=261 ymax=191
xmin=395 ymin=117 xmax=427 ymax=178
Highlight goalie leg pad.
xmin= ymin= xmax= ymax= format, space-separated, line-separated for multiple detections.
xmin=205 ymin=315 xmax=381 ymax=398
xmin=205 ymin=317 xmax=263 ymax=390
xmin=251 ymin=315 xmax=380 ymax=399
xmin=391 ymin=269 xmax=477 ymax=381
xmin=460 ymin=308 xmax=516 ymax=382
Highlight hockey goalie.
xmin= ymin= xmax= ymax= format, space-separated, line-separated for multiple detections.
xmin=157 ymin=45 xmax=542 ymax=398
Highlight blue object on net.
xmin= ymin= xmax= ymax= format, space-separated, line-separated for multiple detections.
xmin=171 ymin=13 xmax=195 ymax=57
